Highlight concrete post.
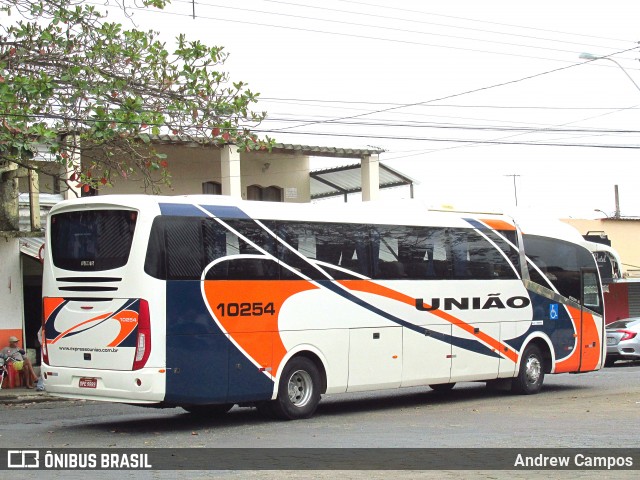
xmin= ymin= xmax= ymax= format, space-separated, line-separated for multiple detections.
xmin=361 ymin=154 xmax=380 ymax=201
xmin=220 ymin=145 xmax=242 ymax=198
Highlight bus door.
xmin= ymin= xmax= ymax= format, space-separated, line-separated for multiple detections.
xmin=579 ymin=268 xmax=603 ymax=372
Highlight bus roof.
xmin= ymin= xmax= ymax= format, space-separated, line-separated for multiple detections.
xmin=48 ymin=194 xmax=585 ymax=243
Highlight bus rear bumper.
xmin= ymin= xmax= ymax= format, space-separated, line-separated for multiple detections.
xmin=41 ymin=364 xmax=165 ymax=404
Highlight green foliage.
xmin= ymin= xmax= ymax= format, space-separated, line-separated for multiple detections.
xmin=0 ymin=0 xmax=274 ymax=192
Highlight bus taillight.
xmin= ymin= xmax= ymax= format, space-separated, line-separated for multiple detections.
xmin=41 ymin=304 xmax=49 ymax=366
xmin=42 ymin=327 xmax=49 ymax=366
xmin=132 ymin=299 xmax=151 ymax=370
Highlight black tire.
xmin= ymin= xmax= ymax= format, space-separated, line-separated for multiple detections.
xmin=429 ymin=382 xmax=456 ymax=392
xmin=512 ymin=344 xmax=545 ymax=395
xmin=604 ymin=357 xmax=617 ymax=368
xmin=182 ymin=403 xmax=234 ymax=416
xmin=270 ymin=357 xmax=321 ymax=420
xmin=256 ymin=401 xmax=276 ymax=419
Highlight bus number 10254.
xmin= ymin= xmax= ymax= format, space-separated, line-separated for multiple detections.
xmin=216 ymin=302 xmax=276 ymax=317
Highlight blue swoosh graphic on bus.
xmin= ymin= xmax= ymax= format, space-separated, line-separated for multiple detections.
xmin=48 ymin=299 xmax=138 ymax=341
xmin=45 ymin=299 xmax=70 ymax=340
xmin=175 ymin=203 xmax=504 ymax=360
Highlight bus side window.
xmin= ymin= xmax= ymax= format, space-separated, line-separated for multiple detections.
xmin=374 ymin=226 xmax=402 ymax=279
xmin=144 ymin=216 xmax=167 ymax=279
xmin=266 ymin=220 xmax=327 ymax=280
xmin=145 ymin=216 xmax=207 ymax=281
xmin=315 ymin=225 xmax=342 ymax=264
xmin=397 ymin=228 xmax=428 ymax=280
xmin=448 ymin=228 xmax=519 ymax=280
xmin=583 ymin=271 xmax=601 ymax=311
xmin=480 ymin=229 xmax=521 ymax=278
xmin=164 ymin=217 xmax=206 ymax=280
xmin=222 ymin=218 xmax=273 ymax=255
xmin=426 ymin=228 xmax=451 ymax=279
xmin=359 ymin=228 xmax=375 ymax=277
xmin=298 ymin=222 xmax=373 ymax=278
xmin=450 ymin=230 xmax=471 ymax=279
xmin=202 ymin=219 xmax=228 ymax=261
xmin=523 ymin=235 xmax=600 ymax=311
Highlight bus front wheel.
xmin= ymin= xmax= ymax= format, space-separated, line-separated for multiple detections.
xmin=512 ymin=344 xmax=545 ymax=395
xmin=270 ymin=357 xmax=321 ymax=420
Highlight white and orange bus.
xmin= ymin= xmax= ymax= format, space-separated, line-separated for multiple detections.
xmin=41 ymin=195 xmax=605 ymax=419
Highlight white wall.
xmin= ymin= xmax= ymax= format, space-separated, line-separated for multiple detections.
xmin=241 ymin=151 xmax=310 ymax=203
xmin=104 ymin=144 xmax=311 ymax=202
xmin=0 ymin=237 xmax=25 ymax=340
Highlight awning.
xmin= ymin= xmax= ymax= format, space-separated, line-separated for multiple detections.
xmin=19 ymin=237 xmax=45 ymax=260
xmin=310 ymin=163 xmax=417 ymax=200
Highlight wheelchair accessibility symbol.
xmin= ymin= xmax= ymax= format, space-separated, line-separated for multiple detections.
xmin=549 ymin=304 xmax=559 ymax=320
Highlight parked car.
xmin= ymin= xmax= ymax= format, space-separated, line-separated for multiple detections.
xmin=605 ymin=317 xmax=640 ymax=366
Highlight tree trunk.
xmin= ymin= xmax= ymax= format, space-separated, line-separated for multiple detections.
xmin=0 ymin=169 xmax=20 ymax=232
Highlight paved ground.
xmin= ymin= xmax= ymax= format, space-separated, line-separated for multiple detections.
xmin=2 ymin=362 xmax=639 ymax=479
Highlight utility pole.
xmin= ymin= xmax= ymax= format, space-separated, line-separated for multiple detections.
xmin=505 ymin=174 xmax=520 ymax=207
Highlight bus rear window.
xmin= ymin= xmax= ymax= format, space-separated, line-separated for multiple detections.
xmin=50 ymin=210 xmax=137 ymax=271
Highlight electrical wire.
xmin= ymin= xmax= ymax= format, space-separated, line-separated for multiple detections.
xmin=165 ymin=0 xmax=637 ymax=60
xmin=90 ymin=1 xmax=640 ymax=68
xmin=272 ymin=45 xmax=640 ymax=132
xmin=179 ymin=0 xmax=636 ymax=50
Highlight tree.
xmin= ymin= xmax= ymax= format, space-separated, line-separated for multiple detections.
xmin=0 ymin=0 xmax=273 ymax=213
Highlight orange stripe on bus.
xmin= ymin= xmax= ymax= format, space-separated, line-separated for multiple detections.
xmin=49 ymin=313 xmax=112 ymax=345
xmin=554 ymin=305 xmax=581 ymax=373
xmin=580 ymin=310 xmax=602 ymax=371
xmin=106 ymin=309 xmax=139 ymax=347
xmin=203 ymin=280 xmax=318 ymax=378
xmin=43 ymin=297 xmax=66 ymax=323
xmin=479 ymin=219 xmax=516 ymax=231
xmin=553 ymin=305 xmax=602 ymax=373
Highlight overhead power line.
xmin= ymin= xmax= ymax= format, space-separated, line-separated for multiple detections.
xmin=330 ymin=0 xmax=634 ymax=44
xmin=104 ymin=1 xmax=640 ymax=69
xmin=173 ymin=0 xmax=638 ymax=59
xmin=261 ymin=116 xmax=640 ymax=135
xmin=272 ymin=45 xmax=640 ymax=132
xmin=183 ymin=0 xmax=635 ymax=49
xmin=260 ymin=97 xmax=640 ymax=111
xmin=251 ymin=128 xmax=640 ymax=149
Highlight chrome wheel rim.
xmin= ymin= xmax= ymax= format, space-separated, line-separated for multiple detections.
xmin=525 ymin=355 xmax=542 ymax=384
xmin=287 ymin=369 xmax=313 ymax=407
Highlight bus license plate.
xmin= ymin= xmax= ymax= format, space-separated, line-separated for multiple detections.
xmin=79 ymin=377 xmax=97 ymax=388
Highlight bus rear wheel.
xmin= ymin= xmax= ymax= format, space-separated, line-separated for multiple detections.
xmin=512 ymin=344 xmax=545 ymax=395
xmin=270 ymin=357 xmax=321 ymax=420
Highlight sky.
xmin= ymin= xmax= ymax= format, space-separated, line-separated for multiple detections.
xmin=64 ymin=1 xmax=640 ymax=216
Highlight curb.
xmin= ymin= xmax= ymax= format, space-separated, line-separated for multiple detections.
xmin=0 ymin=391 xmax=64 ymax=405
